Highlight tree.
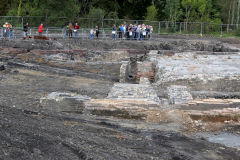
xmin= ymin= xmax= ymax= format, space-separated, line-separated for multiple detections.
xmin=88 ymin=7 xmax=105 ymax=19
xmin=237 ymin=0 xmax=240 ymax=26
xmin=145 ymin=5 xmax=158 ymax=21
xmin=182 ymin=0 xmax=195 ymax=22
xmin=0 ymin=0 xmax=9 ymax=16
xmin=164 ymin=0 xmax=182 ymax=22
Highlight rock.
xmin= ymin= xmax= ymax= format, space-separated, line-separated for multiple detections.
xmin=40 ymin=92 xmax=91 ymax=112
xmin=0 ymin=65 xmax=5 ymax=71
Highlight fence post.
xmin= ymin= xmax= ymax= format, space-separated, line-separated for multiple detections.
xmin=30 ymin=28 xmax=32 ymax=37
xmin=1 ymin=28 xmax=3 ymax=38
xmin=180 ymin=22 xmax=182 ymax=33
xmin=200 ymin=23 xmax=203 ymax=35
xmin=81 ymin=28 xmax=84 ymax=39
xmin=21 ymin=17 xmax=24 ymax=28
xmin=158 ymin=21 xmax=160 ymax=34
xmin=46 ymin=28 xmax=48 ymax=37
xmin=220 ymin=24 xmax=223 ymax=37
xmin=101 ymin=19 xmax=104 ymax=29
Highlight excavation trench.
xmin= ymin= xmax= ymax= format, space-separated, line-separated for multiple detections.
xmin=0 ymin=37 xmax=240 ymax=158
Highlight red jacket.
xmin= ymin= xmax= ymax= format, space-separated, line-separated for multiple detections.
xmin=74 ymin=25 xmax=79 ymax=29
xmin=38 ymin=25 xmax=43 ymax=33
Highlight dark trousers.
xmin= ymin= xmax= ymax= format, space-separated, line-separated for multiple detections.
xmin=119 ymin=32 xmax=122 ymax=39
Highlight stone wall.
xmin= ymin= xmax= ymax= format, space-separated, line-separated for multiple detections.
xmin=152 ymin=52 xmax=240 ymax=92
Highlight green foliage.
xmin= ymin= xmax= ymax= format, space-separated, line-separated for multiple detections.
xmin=87 ymin=8 xmax=105 ymax=19
xmin=0 ymin=0 xmax=234 ymax=28
xmin=17 ymin=0 xmax=22 ymax=16
xmin=145 ymin=5 xmax=158 ymax=21
xmin=164 ymin=0 xmax=182 ymax=22
xmin=235 ymin=27 xmax=240 ymax=36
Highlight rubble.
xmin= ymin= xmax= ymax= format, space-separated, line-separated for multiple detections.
xmin=40 ymin=92 xmax=91 ymax=112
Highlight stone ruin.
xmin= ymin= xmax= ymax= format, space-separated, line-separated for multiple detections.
xmin=1 ymin=39 xmax=240 ymax=113
xmin=0 ymin=38 xmax=240 ymax=152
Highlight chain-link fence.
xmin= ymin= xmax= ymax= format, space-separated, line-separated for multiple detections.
xmin=1 ymin=16 xmax=240 ymax=38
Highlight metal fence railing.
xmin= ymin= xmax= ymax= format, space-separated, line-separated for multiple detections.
xmin=1 ymin=16 xmax=240 ymax=38
xmin=0 ymin=27 xmax=159 ymax=40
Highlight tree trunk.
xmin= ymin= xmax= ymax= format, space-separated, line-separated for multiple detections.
xmin=237 ymin=0 xmax=240 ymax=27
xmin=228 ymin=1 xmax=232 ymax=32
xmin=17 ymin=0 xmax=22 ymax=16
xmin=231 ymin=0 xmax=236 ymax=24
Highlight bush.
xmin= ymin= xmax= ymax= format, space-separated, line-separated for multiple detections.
xmin=235 ymin=27 xmax=240 ymax=37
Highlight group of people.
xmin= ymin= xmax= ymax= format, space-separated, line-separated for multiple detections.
xmin=112 ymin=23 xmax=153 ymax=40
xmin=2 ymin=22 xmax=13 ymax=38
xmin=23 ymin=23 xmax=43 ymax=39
xmin=65 ymin=22 xmax=100 ymax=39
xmin=65 ymin=23 xmax=80 ymax=38
xmin=1 ymin=22 xmax=44 ymax=39
xmin=65 ymin=21 xmax=153 ymax=40
xmin=2 ymin=21 xmax=153 ymax=40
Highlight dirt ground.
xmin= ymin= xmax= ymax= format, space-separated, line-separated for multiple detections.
xmin=0 ymin=67 xmax=239 ymax=160
xmin=0 ymin=36 xmax=240 ymax=159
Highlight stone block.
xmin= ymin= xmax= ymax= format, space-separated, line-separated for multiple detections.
xmin=107 ymin=83 xmax=160 ymax=103
xmin=167 ymin=85 xmax=193 ymax=104
xmin=84 ymin=99 xmax=160 ymax=119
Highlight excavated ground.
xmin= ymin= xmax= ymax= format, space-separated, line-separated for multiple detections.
xmin=0 ymin=36 xmax=240 ymax=159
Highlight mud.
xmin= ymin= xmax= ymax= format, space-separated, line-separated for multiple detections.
xmin=1 ymin=36 xmax=240 ymax=159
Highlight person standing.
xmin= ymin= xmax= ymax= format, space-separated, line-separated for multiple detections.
xmin=23 ymin=23 xmax=28 ymax=39
xmin=141 ymin=24 xmax=146 ymax=40
xmin=38 ymin=23 xmax=43 ymax=36
xmin=90 ymin=29 xmax=94 ymax=39
xmin=68 ymin=23 xmax=73 ymax=38
xmin=136 ymin=25 xmax=141 ymax=40
xmin=3 ymin=22 xmax=7 ymax=38
xmin=146 ymin=25 xmax=150 ymax=40
xmin=120 ymin=24 xmax=124 ymax=40
xmin=74 ymin=23 xmax=79 ymax=38
xmin=95 ymin=26 xmax=99 ymax=39
xmin=149 ymin=25 xmax=153 ymax=40
xmin=112 ymin=24 xmax=116 ymax=40
xmin=7 ymin=23 xmax=13 ymax=38
xmin=118 ymin=26 xmax=122 ymax=40
xmin=128 ymin=24 xmax=133 ymax=40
